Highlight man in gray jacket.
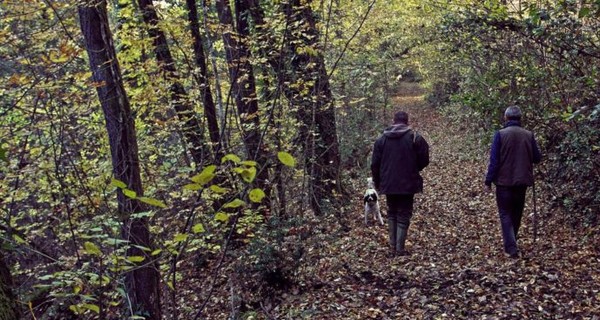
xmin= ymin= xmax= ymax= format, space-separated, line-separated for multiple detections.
xmin=371 ymin=111 xmax=429 ymax=256
xmin=485 ymin=106 xmax=542 ymax=258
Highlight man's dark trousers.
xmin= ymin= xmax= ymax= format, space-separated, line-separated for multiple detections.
xmin=495 ymin=185 xmax=527 ymax=255
xmin=387 ymin=194 xmax=414 ymax=252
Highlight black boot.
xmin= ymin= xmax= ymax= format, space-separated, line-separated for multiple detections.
xmin=396 ymin=225 xmax=409 ymax=256
xmin=388 ymin=219 xmax=397 ymax=255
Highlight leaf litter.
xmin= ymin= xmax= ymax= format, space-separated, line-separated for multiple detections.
xmin=189 ymin=86 xmax=599 ymax=319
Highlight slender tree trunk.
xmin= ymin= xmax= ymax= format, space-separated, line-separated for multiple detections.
xmin=216 ymin=0 xmax=270 ymax=202
xmin=137 ymin=0 xmax=209 ymax=166
xmin=185 ymin=0 xmax=222 ymax=161
xmin=78 ymin=1 xmax=161 ymax=319
xmin=281 ymin=0 xmax=341 ymax=215
xmin=0 ymin=251 xmax=19 ymax=320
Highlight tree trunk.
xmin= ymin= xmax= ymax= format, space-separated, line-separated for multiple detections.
xmin=78 ymin=1 xmax=161 ymax=319
xmin=0 ymin=252 xmax=19 ymax=320
xmin=216 ymin=0 xmax=270 ymax=202
xmin=137 ymin=0 xmax=209 ymax=166
xmin=185 ymin=0 xmax=222 ymax=161
xmin=281 ymin=0 xmax=341 ymax=215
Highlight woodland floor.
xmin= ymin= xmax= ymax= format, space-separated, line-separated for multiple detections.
xmin=193 ymin=83 xmax=599 ymax=320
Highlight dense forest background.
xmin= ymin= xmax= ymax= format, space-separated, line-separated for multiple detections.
xmin=0 ymin=0 xmax=598 ymax=319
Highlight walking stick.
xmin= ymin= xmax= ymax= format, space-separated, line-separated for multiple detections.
xmin=532 ymin=174 xmax=538 ymax=244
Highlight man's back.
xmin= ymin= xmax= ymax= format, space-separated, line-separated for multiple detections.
xmin=497 ymin=125 xmax=536 ymax=186
xmin=371 ymin=123 xmax=429 ymax=195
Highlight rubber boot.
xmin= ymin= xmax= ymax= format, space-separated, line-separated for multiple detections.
xmin=396 ymin=225 xmax=409 ymax=256
xmin=388 ymin=219 xmax=397 ymax=255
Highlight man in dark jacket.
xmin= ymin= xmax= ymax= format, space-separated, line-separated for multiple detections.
xmin=485 ymin=106 xmax=541 ymax=258
xmin=371 ymin=111 xmax=430 ymax=256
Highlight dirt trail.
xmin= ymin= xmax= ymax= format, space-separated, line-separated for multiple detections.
xmin=275 ymin=83 xmax=599 ymax=319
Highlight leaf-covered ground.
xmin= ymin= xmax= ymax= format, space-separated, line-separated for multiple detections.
xmin=193 ymin=84 xmax=599 ymax=319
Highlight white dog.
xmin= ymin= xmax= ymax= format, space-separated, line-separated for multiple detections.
xmin=364 ymin=178 xmax=384 ymax=225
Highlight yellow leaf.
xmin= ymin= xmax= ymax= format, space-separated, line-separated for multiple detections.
xmin=192 ymin=223 xmax=205 ymax=234
xmin=13 ymin=234 xmax=26 ymax=244
xmin=138 ymin=196 xmax=167 ymax=208
xmin=191 ymin=165 xmax=217 ymax=185
xmin=173 ymin=233 xmax=188 ymax=243
xmin=82 ymin=303 xmax=100 ymax=314
xmin=221 ymin=154 xmax=241 ymax=164
xmin=127 ymin=256 xmax=145 ymax=263
xmin=223 ymin=199 xmax=245 ymax=209
xmin=183 ymin=183 xmax=203 ymax=191
xmin=214 ymin=212 xmax=230 ymax=222
xmin=122 ymin=188 xmax=137 ymax=199
xmin=84 ymin=242 xmax=102 ymax=256
xmin=240 ymin=160 xmax=258 ymax=167
xmin=277 ymin=151 xmax=296 ymax=167
xmin=249 ymin=188 xmax=266 ymax=203
xmin=209 ymin=185 xmax=228 ymax=194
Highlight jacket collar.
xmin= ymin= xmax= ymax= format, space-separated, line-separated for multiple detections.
xmin=504 ymin=120 xmax=521 ymax=128
xmin=383 ymin=123 xmax=412 ymax=138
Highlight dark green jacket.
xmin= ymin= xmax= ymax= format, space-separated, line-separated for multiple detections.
xmin=371 ymin=124 xmax=429 ymax=194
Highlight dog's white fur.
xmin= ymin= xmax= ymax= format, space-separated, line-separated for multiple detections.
xmin=364 ymin=178 xmax=384 ymax=225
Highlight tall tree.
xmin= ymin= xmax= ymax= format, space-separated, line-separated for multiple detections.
xmin=137 ymin=0 xmax=209 ymax=166
xmin=281 ymin=0 xmax=341 ymax=215
xmin=77 ymin=1 xmax=161 ymax=318
xmin=186 ymin=0 xmax=223 ymax=161
xmin=216 ymin=0 xmax=270 ymax=199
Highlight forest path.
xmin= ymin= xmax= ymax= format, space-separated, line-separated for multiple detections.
xmin=277 ymin=83 xmax=599 ymax=319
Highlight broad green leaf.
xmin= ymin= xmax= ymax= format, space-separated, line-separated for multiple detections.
xmin=209 ymin=185 xmax=228 ymax=194
xmin=192 ymin=223 xmax=205 ymax=234
xmin=138 ymin=196 xmax=167 ymax=208
xmin=223 ymin=199 xmax=245 ymax=209
xmin=84 ymin=242 xmax=102 ymax=256
xmin=173 ymin=233 xmax=188 ymax=243
xmin=13 ymin=234 xmax=26 ymax=244
xmin=191 ymin=165 xmax=216 ymax=185
xmin=73 ymin=286 xmax=81 ymax=294
xmin=122 ymin=189 xmax=137 ymax=199
xmin=69 ymin=305 xmax=81 ymax=314
xmin=277 ymin=152 xmax=296 ymax=167
xmin=183 ymin=183 xmax=203 ymax=191
xmin=221 ymin=153 xmax=241 ymax=164
xmin=235 ymin=167 xmax=256 ymax=183
xmin=127 ymin=256 xmax=145 ymax=263
xmin=214 ymin=212 xmax=230 ymax=222
xmin=110 ymin=178 xmax=127 ymax=189
xmin=240 ymin=160 xmax=258 ymax=167
xmin=82 ymin=303 xmax=100 ymax=314
xmin=249 ymin=188 xmax=266 ymax=203
xmin=151 ymin=249 xmax=162 ymax=256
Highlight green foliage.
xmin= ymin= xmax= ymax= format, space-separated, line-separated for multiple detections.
xmin=414 ymin=0 xmax=600 ymax=225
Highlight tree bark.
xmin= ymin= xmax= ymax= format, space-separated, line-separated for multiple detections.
xmin=137 ymin=0 xmax=209 ymax=166
xmin=216 ymin=0 xmax=271 ymax=202
xmin=281 ymin=0 xmax=341 ymax=215
xmin=78 ymin=1 xmax=161 ymax=318
xmin=185 ymin=0 xmax=222 ymax=161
